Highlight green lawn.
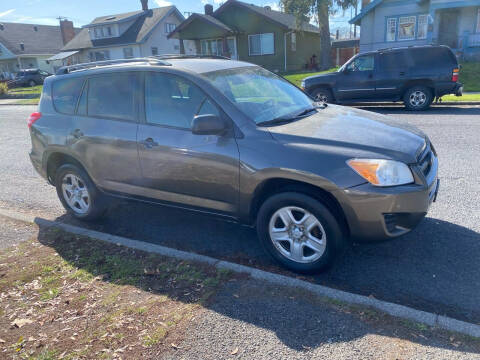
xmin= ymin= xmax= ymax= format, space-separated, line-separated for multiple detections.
xmin=8 ymin=85 xmax=42 ymax=97
xmin=440 ymin=93 xmax=480 ymax=102
xmin=458 ymin=62 xmax=480 ymax=92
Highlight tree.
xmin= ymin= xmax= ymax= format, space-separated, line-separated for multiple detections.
xmin=281 ymin=0 xmax=358 ymax=70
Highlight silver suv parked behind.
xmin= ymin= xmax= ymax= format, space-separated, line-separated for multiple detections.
xmin=28 ymin=56 xmax=439 ymax=273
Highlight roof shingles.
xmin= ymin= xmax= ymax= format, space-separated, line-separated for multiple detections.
xmin=0 ymin=22 xmax=80 ymax=55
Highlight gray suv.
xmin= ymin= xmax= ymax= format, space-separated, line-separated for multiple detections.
xmin=28 ymin=56 xmax=439 ymax=273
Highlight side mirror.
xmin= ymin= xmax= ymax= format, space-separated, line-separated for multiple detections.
xmin=191 ymin=114 xmax=227 ymax=136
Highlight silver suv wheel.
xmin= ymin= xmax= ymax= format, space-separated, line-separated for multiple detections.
xmin=409 ymin=90 xmax=427 ymax=107
xmin=61 ymin=173 xmax=90 ymax=214
xmin=268 ymin=206 xmax=327 ymax=263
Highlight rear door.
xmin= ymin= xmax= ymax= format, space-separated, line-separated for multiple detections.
xmin=136 ymin=71 xmax=240 ymax=215
xmin=69 ymin=71 xmax=142 ymax=191
xmin=335 ymin=54 xmax=376 ymax=101
xmin=375 ymin=50 xmax=411 ymax=100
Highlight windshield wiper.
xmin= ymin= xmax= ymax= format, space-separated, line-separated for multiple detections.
xmin=256 ymin=117 xmax=296 ymax=127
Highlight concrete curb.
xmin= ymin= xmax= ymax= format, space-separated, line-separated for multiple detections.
xmin=1 ymin=208 xmax=479 ymax=338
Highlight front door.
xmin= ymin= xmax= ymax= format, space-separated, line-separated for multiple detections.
xmin=136 ymin=71 xmax=240 ymax=215
xmin=438 ymin=10 xmax=459 ymax=49
xmin=335 ymin=54 xmax=376 ymax=101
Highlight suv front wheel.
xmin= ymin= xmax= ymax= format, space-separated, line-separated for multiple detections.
xmin=55 ymin=164 xmax=107 ymax=221
xmin=404 ymin=86 xmax=432 ymax=111
xmin=256 ymin=192 xmax=346 ymax=273
xmin=311 ymin=88 xmax=334 ymax=104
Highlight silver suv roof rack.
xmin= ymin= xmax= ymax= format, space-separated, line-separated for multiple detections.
xmin=148 ymin=54 xmax=231 ymax=60
xmin=56 ymin=57 xmax=171 ymax=75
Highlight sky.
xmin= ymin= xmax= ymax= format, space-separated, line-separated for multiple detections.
xmin=0 ymin=0 xmax=357 ymax=37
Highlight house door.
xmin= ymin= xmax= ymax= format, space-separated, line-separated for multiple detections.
xmin=438 ymin=10 xmax=459 ymax=49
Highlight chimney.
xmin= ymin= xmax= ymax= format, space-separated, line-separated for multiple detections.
xmin=141 ymin=0 xmax=148 ymax=11
xmin=60 ymin=19 xmax=75 ymax=45
xmin=204 ymin=4 xmax=214 ymax=15
xmin=361 ymin=0 xmax=370 ymax=9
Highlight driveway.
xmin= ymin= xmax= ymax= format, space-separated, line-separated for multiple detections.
xmin=1 ymin=105 xmax=479 ymax=324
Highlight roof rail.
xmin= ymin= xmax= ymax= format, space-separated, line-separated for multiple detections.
xmin=55 ymin=57 xmax=170 ymax=75
xmin=148 ymin=54 xmax=231 ymax=61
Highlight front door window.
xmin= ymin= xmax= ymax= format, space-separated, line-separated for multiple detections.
xmin=347 ymin=55 xmax=375 ymax=72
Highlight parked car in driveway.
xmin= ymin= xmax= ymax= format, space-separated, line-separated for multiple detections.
xmin=9 ymin=68 xmax=51 ymax=87
xmin=301 ymin=45 xmax=462 ymax=111
xmin=27 ymin=56 xmax=439 ymax=273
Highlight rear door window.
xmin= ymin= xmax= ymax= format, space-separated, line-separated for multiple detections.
xmin=87 ymin=73 xmax=139 ymax=122
xmin=380 ymin=51 xmax=411 ymax=72
xmin=52 ymin=77 xmax=85 ymax=115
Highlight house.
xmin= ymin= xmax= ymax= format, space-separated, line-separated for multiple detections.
xmin=350 ymin=0 xmax=480 ymax=60
xmin=331 ymin=38 xmax=360 ymax=66
xmin=58 ymin=0 xmax=193 ymax=68
xmin=0 ymin=20 xmax=78 ymax=79
xmin=168 ymin=0 xmax=322 ymax=72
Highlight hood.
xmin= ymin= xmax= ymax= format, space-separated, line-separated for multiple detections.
xmin=267 ymin=105 xmax=426 ymax=164
xmin=305 ymin=72 xmax=339 ymax=82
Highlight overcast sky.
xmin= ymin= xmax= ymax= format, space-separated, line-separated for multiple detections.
xmin=0 ymin=0 xmax=356 ymax=37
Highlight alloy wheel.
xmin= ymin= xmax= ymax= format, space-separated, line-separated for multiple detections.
xmin=61 ymin=173 xmax=90 ymax=214
xmin=409 ymin=90 xmax=427 ymax=107
xmin=268 ymin=206 xmax=327 ymax=263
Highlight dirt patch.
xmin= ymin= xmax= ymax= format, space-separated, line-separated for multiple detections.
xmin=0 ymin=226 xmax=233 ymax=359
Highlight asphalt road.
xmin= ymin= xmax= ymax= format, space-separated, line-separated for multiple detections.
xmin=1 ymin=105 xmax=479 ymax=324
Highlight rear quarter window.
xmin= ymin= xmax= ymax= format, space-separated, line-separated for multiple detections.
xmin=52 ymin=77 xmax=85 ymax=115
xmin=409 ymin=48 xmax=457 ymax=68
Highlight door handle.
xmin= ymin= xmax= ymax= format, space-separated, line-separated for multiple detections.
xmin=71 ymin=129 xmax=83 ymax=139
xmin=141 ymin=137 xmax=158 ymax=149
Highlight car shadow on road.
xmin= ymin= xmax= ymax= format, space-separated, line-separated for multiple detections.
xmin=50 ymin=200 xmax=480 ymax=326
xmin=34 ymin=218 xmax=480 ymax=355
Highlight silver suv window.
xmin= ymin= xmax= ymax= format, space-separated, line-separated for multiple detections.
xmin=52 ymin=77 xmax=84 ymax=115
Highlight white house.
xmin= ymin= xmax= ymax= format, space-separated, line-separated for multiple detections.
xmin=56 ymin=0 xmax=194 ymax=68
xmin=0 ymin=20 xmax=78 ymax=79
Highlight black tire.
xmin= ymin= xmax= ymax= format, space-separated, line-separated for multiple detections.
xmin=311 ymin=87 xmax=334 ymax=104
xmin=28 ymin=80 xmax=36 ymax=87
xmin=54 ymin=164 xmax=107 ymax=221
xmin=256 ymin=192 xmax=346 ymax=274
xmin=403 ymin=86 xmax=433 ymax=111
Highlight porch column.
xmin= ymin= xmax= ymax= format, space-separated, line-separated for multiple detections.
xmin=426 ymin=8 xmax=436 ymax=44
xmin=194 ymin=40 xmax=201 ymax=55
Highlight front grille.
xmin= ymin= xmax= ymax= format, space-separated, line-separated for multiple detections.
xmin=417 ymin=143 xmax=434 ymax=177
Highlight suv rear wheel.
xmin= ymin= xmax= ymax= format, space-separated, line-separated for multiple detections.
xmin=55 ymin=164 xmax=107 ymax=221
xmin=311 ymin=88 xmax=334 ymax=104
xmin=256 ymin=192 xmax=346 ymax=273
xmin=404 ymin=86 xmax=432 ymax=111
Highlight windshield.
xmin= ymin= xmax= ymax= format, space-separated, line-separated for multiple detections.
xmin=203 ymin=66 xmax=315 ymax=124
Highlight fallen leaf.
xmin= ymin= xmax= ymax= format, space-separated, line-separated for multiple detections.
xmin=171 ymin=343 xmax=178 ymax=349
xmin=231 ymin=347 xmax=238 ymax=355
xmin=11 ymin=318 xmax=33 ymax=328
xmin=0 ymin=338 xmax=5 ymax=343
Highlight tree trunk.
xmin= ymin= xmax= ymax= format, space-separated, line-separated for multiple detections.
xmin=317 ymin=0 xmax=332 ymax=70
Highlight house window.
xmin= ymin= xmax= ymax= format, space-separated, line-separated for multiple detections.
xmin=165 ymin=23 xmax=176 ymax=34
xmin=94 ymin=27 xmax=100 ymax=38
xmin=398 ymin=16 xmax=416 ymax=41
xmin=248 ymin=33 xmax=274 ymax=56
xmin=151 ymin=47 xmax=158 ymax=55
xmin=291 ymin=33 xmax=296 ymax=51
xmin=89 ymin=50 xmax=110 ymax=61
xmin=107 ymin=26 xmax=112 ymax=36
xmin=123 ymin=47 xmax=134 ymax=59
xmin=386 ymin=18 xmax=397 ymax=42
xmin=417 ymin=14 xmax=428 ymax=40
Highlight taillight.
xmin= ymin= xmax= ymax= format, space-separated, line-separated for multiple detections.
xmin=27 ymin=112 xmax=42 ymax=128
xmin=452 ymin=68 xmax=459 ymax=82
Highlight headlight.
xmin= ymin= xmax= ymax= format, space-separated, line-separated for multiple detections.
xmin=347 ymin=159 xmax=414 ymax=187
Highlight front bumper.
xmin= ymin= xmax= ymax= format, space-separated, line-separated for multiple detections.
xmin=333 ymin=146 xmax=439 ymax=242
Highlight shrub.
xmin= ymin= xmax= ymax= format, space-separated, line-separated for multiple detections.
xmin=0 ymin=82 xmax=8 ymax=95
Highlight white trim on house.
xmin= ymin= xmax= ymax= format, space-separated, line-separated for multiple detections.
xmin=476 ymin=8 xmax=480 ymax=33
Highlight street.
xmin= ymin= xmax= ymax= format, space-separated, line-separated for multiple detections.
xmin=1 ymin=104 xmax=479 ymax=325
